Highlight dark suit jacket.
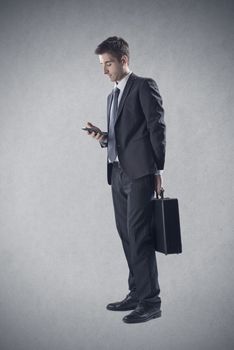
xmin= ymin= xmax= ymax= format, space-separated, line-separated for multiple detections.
xmin=100 ymin=72 xmax=166 ymax=185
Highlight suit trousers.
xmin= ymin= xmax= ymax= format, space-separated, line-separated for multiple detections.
xmin=111 ymin=161 xmax=161 ymax=306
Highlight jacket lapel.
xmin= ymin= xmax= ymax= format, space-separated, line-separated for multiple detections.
xmin=106 ymin=72 xmax=137 ymax=130
xmin=116 ymin=72 xmax=137 ymax=124
xmin=107 ymin=92 xmax=113 ymax=132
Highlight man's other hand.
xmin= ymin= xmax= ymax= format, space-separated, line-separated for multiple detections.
xmin=154 ymin=175 xmax=164 ymax=197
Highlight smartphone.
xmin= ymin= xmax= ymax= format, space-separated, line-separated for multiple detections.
xmin=82 ymin=127 xmax=107 ymax=136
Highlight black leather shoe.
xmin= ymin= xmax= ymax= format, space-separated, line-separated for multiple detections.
xmin=106 ymin=292 xmax=138 ymax=311
xmin=122 ymin=302 xmax=162 ymax=323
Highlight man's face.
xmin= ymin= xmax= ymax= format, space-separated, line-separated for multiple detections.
xmin=99 ymin=53 xmax=126 ymax=82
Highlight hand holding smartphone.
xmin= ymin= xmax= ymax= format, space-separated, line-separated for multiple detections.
xmin=82 ymin=127 xmax=107 ymax=137
xmin=82 ymin=123 xmax=107 ymax=136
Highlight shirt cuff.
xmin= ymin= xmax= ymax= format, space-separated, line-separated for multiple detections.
xmin=155 ymin=170 xmax=163 ymax=176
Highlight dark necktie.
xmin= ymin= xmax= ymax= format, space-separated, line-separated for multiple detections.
xmin=108 ymin=87 xmax=120 ymax=162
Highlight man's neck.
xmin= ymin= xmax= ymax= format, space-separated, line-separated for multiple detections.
xmin=117 ymin=69 xmax=131 ymax=83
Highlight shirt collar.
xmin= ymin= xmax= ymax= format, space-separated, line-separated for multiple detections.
xmin=114 ymin=71 xmax=132 ymax=92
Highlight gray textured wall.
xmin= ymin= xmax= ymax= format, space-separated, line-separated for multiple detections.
xmin=0 ymin=0 xmax=233 ymax=349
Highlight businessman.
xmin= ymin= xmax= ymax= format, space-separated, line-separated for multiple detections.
xmin=85 ymin=36 xmax=166 ymax=323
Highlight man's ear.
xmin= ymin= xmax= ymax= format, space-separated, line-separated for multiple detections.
xmin=121 ymin=55 xmax=129 ymax=65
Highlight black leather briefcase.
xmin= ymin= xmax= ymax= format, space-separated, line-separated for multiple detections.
xmin=150 ymin=191 xmax=182 ymax=255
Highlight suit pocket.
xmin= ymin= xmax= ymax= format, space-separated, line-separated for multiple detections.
xmin=132 ymin=133 xmax=149 ymax=142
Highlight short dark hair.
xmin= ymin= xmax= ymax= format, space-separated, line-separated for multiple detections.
xmin=95 ymin=36 xmax=130 ymax=62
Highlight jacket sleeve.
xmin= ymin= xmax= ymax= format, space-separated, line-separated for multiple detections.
xmin=99 ymin=135 xmax=108 ymax=148
xmin=139 ymin=78 xmax=166 ymax=170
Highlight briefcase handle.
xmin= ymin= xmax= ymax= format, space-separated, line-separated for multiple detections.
xmin=156 ymin=188 xmax=164 ymax=199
